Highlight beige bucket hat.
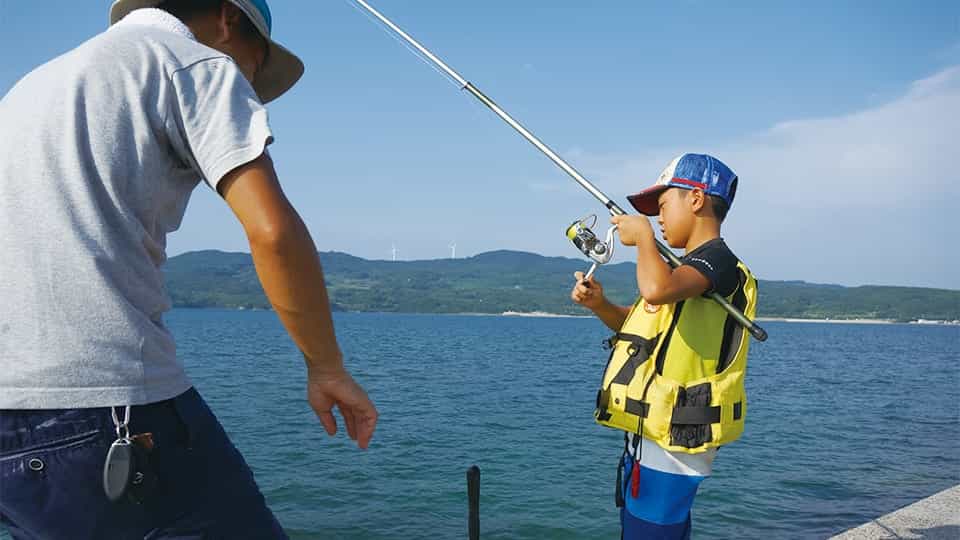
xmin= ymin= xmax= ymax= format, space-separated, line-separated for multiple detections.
xmin=109 ymin=0 xmax=304 ymax=103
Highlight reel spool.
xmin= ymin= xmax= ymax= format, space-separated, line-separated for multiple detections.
xmin=565 ymin=214 xmax=617 ymax=282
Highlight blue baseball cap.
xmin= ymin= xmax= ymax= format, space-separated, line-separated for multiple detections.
xmin=627 ymin=153 xmax=738 ymax=216
xmin=110 ymin=0 xmax=304 ymax=103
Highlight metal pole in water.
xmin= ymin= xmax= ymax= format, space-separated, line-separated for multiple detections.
xmin=467 ymin=465 xmax=480 ymax=540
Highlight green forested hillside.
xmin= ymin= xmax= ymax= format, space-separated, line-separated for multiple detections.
xmin=163 ymin=250 xmax=960 ymax=321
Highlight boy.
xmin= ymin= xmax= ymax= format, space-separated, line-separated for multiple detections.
xmin=570 ymin=154 xmax=758 ymax=539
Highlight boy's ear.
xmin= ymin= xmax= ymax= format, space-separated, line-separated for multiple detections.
xmin=689 ymin=188 xmax=706 ymax=213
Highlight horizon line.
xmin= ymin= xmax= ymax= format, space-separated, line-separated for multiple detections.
xmin=166 ymin=248 xmax=960 ymax=292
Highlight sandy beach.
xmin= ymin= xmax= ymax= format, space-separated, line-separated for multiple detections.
xmin=757 ymin=317 xmax=959 ymax=326
xmin=501 ymin=311 xmax=592 ymax=319
xmin=756 ymin=317 xmax=895 ymax=325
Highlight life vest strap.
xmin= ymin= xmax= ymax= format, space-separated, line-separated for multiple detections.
xmin=605 ymin=332 xmax=658 ymax=359
xmin=624 ymin=398 xmax=649 ymax=418
xmin=624 ymin=398 xmax=743 ymax=426
xmin=615 ymin=450 xmax=625 ymax=508
xmin=624 ymin=400 xmax=727 ymax=425
xmin=671 ymin=405 xmax=722 ymax=425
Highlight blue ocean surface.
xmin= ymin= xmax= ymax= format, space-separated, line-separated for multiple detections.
xmin=3 ymin=312 xmax=958 ymax=539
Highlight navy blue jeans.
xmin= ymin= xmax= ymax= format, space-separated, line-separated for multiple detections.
xmin=0 ymin=388 xmax=287 ymax=540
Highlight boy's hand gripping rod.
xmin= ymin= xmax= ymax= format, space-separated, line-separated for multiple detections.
xmin=353 ymin=0 xmax=767 ymax=342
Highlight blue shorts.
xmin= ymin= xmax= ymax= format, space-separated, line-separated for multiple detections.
xmin=0 ymin=388 xmax=286 ymax=540
xmin=619 ymin=453 xmax=704 ymax=540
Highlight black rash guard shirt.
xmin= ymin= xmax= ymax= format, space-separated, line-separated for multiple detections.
xmin=680 ymin=238 xmax=741 ymax=297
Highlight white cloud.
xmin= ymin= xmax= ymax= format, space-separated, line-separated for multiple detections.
xmin=593 ymin=66 xmax=959 ymax=207
xmin=907 ymin=65 xmax=960 ymax=98
xmin=724 ymin=67 xmax=958 ymax=208
xmin=578 ymin=66 xmax=959 ymax=288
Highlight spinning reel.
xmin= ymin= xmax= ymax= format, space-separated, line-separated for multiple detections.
xmin=565 ymin=214 xmax=617 ymax=283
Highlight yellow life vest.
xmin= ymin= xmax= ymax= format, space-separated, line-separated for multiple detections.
xmin=594 ymin=261 xmax=758 ymax=453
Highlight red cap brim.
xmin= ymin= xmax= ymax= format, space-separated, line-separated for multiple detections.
xmin=626 ymin=185 xmax=668 ymax=216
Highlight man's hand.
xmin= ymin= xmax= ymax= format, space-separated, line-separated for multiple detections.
xmin=610 ymin=215 xmax=654 ymax=246
xmin=221 ymin=154 xmax=378 ymax=450
xmin=571 ymin=271 xmax=606 ymax=310
xmin=307 ymin=364 xmax=378 ymax=450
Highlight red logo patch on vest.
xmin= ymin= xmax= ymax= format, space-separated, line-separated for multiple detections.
xmin=643 ymin=301 xmax=661 ymax=314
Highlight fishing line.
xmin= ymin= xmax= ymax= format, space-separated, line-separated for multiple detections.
xmin=343 ymin=0 xmax=462 ymax=90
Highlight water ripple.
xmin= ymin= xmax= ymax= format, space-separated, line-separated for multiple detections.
xmin=11 ymin=311 xmax=944 ymax=540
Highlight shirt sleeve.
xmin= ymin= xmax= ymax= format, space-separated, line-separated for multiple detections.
xmin=682 ymin=242 xmax=741 ymax=297
xmin=166 ymin=57 xmax=273 ymax=192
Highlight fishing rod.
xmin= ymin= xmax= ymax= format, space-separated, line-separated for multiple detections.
xmin=351 ymin=0 xmax=767 ymax=342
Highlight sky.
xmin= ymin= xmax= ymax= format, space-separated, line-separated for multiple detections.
xmin=1 ymin=1 xmax=958 ymax=289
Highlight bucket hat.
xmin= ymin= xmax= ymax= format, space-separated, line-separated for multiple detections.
xmin=110 ymin=0 xmax=304 ymax=103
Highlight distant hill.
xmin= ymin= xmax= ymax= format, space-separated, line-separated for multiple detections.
xmin=163 ymin=250 xmax=960 ymax=322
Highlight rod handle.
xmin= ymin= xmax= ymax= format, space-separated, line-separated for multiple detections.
xmin=747 ymin=322 xmax=768 ymax=342
xmin=467 ymin=465 xmax=480 ymax=540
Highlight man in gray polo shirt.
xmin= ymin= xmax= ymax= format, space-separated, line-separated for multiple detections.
xmin=0 ymin=1 xmax=377 ymax=537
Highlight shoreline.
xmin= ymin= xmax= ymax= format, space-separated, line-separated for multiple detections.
xmin=172 ymin=307 xmax=959 ymax=325
xmin=500 ymin=310 xmax=592 ymax=319
xmin=757 ymin=317 xmax=960 ymax=326
xmin=756 ymin=317 xmax=895 ymax=325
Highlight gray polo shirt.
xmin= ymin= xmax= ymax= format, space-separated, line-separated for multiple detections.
xmin=0 ymin=9 xmax=273 ymax=408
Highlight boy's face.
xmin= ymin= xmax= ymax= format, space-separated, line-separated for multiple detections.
xmin=656 ymin=188 xmax=695 ymax=248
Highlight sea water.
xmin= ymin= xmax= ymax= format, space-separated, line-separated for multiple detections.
xmin=2 ymin=311 xmax=957 ymax=539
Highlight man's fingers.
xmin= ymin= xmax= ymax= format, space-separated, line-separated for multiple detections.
xmin=342 ymin=407 xmax=358 ymax=441
xmin=307 ymin=375 xmax=378 ymax=449
xmin=317 ymin=410 xmax=337 ymax=436
xmin=356 ymin=408 xmax=378 ymax=450
xmin=357 ymin=419 xmax=375 ymax=450
xmin=573 ymin=271 xmax=584 ymax=281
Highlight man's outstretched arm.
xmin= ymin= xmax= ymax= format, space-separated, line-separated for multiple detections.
xmin=218 ymin=153 xmax=377 ymax=449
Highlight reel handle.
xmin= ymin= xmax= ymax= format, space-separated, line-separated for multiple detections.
xmin=581 ymin=263 xmax=599 ymax=288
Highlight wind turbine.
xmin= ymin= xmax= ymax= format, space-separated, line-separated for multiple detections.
xmin=391 ymin=243 xmax=398 ymax=262
xmin=449 ymin=241 xmax=457 ymax=259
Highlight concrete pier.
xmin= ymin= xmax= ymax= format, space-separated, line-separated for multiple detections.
xmin=830 ymin=485 xmax=959 ymax=539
